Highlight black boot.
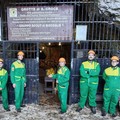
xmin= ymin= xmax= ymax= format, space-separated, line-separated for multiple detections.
xmin=101 ymin=109 xmax=106 ymax=116
xmin=90 ymin=107 xmax=96 ymax=114
xmin=21 ymin=104 xmax=26 ymax=107
xmin=59 ymin=111 xmax=66 ymax=114
xmin=85 ymin=100 xmax=89 ymax=108
xmin=111 ymin=113 xmax=117 ymax=117
xmin=76 ymin=107 xmax=82 ymax=112
xmin=16 ymin=108 xmax=21 ymax=112
xmin=4 ymin=108 xmax=10 ymax=111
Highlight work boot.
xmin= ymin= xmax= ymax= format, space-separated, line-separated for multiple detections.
xmin=21 ymin=104 xmax=26 ymax=107
xmin=111 ymin=114 xmax=117 ymax=117
xmin=76 ymin=107 xmax=82 ymax=112
xmin=4 ymin=108 xmax=10 ymax=111
xmin=59 ymin=111 xmax=66 ymax=114
xmin=90 ymin=107 xmax=96 ymax=114
xmin=85 ymin=101 xmax=89 ymax=108
xmin=101 ymin=109 xmax=107 ymax=116
xmin=16 ymin=108 xmax=21 ymax=112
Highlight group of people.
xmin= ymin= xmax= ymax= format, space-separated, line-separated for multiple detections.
xmin=76 ymin=50 xmax=120 ymax=117
xmin=49 ymin=50 xmax=120 ymax=118
xmin=0 ymin=49 xmax=120 ymax=118
xmin=0 ymin=51 xmax=26 ymax=112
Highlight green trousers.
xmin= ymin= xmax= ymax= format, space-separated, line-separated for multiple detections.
xmin=103 ymin=89 xmax=120 ymax=114
xmin=14 ymin=80 xmax=24 ymax=109
xmin=0 ymin=87 xmax=9 ymax=110
xmin=79 ymin=82 xmax=98 ymax=108
xmin=58 ymin=84 xmax=69 ymax=112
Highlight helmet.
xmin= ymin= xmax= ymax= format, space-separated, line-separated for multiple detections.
xmin=88 ymin=50 xmax=95 ymax=55
xmin=0 ymin=58 xmax=3 ymax=63
xmin=111 ymin=56 xmax=119 ymax=61
xmin=17 ymin=51 xmax=24 ymax=56
xmin=59 ymin=57 xmax=66 ymax=62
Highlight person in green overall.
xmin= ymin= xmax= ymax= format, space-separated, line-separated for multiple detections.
xmin=101 ymin=56 xmax=120 ymax=117
xmin=10 ymin=51 xmax=26 ymax=112
xmin=76 ymin=50 xmax=100 ymax=114
xmin=48 ymin=57 xmax=70 ymax=114
xmin=0 ymin=58 xmax=10 ymax=111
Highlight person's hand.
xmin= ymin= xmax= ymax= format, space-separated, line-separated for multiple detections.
xmin=56 ymin=80 xmax=58 ymax=83
xmin=24 ymin=83 xmax=26 ymax=87
xmin=13 ymin=84 xmax=16 ymax=88
xmin=86 ymin=70 xmax=89 ymax=74
xmin=48 ymin=74 xmax=53 ymax=78
xmin=0 ymin=88 xmax=2 ymax=90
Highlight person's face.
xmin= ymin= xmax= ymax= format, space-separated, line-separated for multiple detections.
xmin=88 ymin=53 xmax=95 ymax=61
xmin=111 ymin=60 xmax=119 ymax=67
xmin=0 ymin=62 xmax=3 ymax=68
xmin=18 ymin=55 xmax=24 ymax=61
xmin=59 ymin=62 xmax=65 ymax=67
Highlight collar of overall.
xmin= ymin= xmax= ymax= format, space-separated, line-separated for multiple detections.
xmin=111 ymin=66 xmax=118 ymax=70
xmin=17 ymin=59 xmax=22 ymax=63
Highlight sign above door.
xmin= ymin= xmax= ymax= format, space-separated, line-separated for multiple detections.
xmin=7 ymin=5 xmax=73 ymax=41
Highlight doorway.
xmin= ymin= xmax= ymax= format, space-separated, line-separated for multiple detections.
xmin=39 ymin=42 xmax=71 ymax=105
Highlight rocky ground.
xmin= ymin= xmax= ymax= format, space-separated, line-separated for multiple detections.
xmin=0 ymin=93 xmax=120 ymax=120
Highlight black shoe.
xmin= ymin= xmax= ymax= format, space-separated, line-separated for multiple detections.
xmin=101 ymin=109 xmax=106 ymax=116
xmin=85 ymin=103 xmax=89 ymax=108
xmin=76 ymin=107 xmax=82 ymax=112
xmin=90 ymin=107 xmax=96 ymax=114
xmin=16 ymin=109 xmax=21 ymax=112
xmin=111 ymin=114 xmax=117 ymax=117
xmin=4 ymin=108 xmax=10 ymax=111
xmin=21 ymin=104 xmax=26 ymax=107
xmin=59 ymin=111 xmax=66 ymax=114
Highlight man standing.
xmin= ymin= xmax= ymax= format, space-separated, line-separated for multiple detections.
xmin=49 ymin=57 xmax=70 ymax=114
xmin=102 ymin=56 xmax=120 ymax=117
xmin=0 ymin=58 xmax=10 ymax=111
xmin=10 ymin=51 xmax=26 ymax=112
xmin=76 ymin=50 xmax=100 ymax=114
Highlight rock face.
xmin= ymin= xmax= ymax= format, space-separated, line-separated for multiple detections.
xmin=98 ymin=0 xmax=120 ymax=22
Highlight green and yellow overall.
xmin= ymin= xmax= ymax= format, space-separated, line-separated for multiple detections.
xmin=103 ymin=67 xmax=120 ymax=114
xmin=10 ymin=60 xmax=26 ymax=110
xmin=52 ymin=66 xmax=70 ymax=113
xmin=78 ymin=61 xmax=100 ymax=108
xmin=0 ymin=68 xmax=9 ymax=110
